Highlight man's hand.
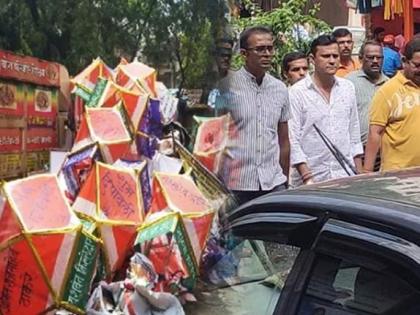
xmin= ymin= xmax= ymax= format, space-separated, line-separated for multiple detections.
xmin=364 ymin=124 xmax=385 ymax=172
xmin=354 ymin=156 xmax=363 ymax=174
xmin=296 ymin=162 xmax=314 ymax=185
xmin=303 ymin=178 xmax=314 ymax=185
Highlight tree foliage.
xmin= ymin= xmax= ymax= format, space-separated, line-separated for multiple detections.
xmin=232 ymin=0 xmax=331 ymax=74
xmin=0 ymin=0 xmax=228 ymax=89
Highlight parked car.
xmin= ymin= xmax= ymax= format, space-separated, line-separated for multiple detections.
xmin=185 ymin=168 xmax=420 ymax=315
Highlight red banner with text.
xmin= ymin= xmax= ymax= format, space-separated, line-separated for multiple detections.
xmin=0 ymin=50 xmax=60 ymax=87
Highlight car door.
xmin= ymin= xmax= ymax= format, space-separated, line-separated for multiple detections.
xmin=276 ymin=218 xmax=420 ymax=315
xmin=184 ymin=212 xmax=322 ymax=315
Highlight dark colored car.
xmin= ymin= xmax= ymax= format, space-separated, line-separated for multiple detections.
xmin=185 ymin=168 xmax=420 ymax=315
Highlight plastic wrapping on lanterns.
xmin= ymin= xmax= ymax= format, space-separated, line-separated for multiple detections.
xmin=58 ymin=143 xmax=102 ymax=203
xmin=136 ymin=98 xmax=162 ymax=159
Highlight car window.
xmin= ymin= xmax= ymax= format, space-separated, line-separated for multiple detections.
xmin=184 ymin=239 xmax=300 ymax=315
xmin=297 ymin=253 xmax=420 ymax=315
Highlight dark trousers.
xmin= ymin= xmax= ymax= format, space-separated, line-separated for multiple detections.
xmin=232 ymin=183 xmax=287 ymax=206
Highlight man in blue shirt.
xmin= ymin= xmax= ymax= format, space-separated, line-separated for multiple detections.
xmin=382 ymin=34 xmax=402 ymax=77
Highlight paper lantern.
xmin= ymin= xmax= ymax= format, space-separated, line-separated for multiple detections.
xmin=115 ymin=61 xmax=157 ymax=97
xmin=0 ymin=174 xmax=99 ymax=314
xmin=150 ymin=172 xmax=214 ymax=266
xmin=73 ymin=162 xmax=145 ymax=278
xmin=135 ymin=212 xmax=198 ymax=291
xmin=72 ymin=107 xmax=132 ymax=164
xmin=193 ymin=114 xmax=231 ymax=173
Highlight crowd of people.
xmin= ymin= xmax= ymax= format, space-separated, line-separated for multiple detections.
xmin=214 ymin=26 xmax=420 ymax=204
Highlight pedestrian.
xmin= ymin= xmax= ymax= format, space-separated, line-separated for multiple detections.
xmin=364 ymin=38 xmax=420 ymax=172
xmin=372 ymin=27 xmax=385 ymax=43
xmin=215 ymin=38 xmax=234 ymax=78
xmin=219 ymin=26 xmax=290 ymax=204
xmin=346 ymin=40 xmax=388 ymax=144
xmin=289 ymin=34 xmax=363 ymax=186
xmin=281 ymin=51 xmax=309 ymax=86
xmin=382 ymin=34 xmax=402 ymax=77
xmin=332 ymin=28 xmax=361 ymax=77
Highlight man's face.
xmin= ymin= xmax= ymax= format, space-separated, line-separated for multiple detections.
xmin=311 ymin=44 xmax=340 ymax=76
xmin=336 ymin=35 xmax=354 ymax=59
xmin=361 ymin=44 xmax=384 ymax=78
xmin=286 ymin=58 xmax=309 ymax=85
xmin=403 ymin=52 xmax=420 ymax=86
xmin=242 ymin=32 xmax=274 ymax=72
xmin=216 ymin=42 xmax=233 ymax=75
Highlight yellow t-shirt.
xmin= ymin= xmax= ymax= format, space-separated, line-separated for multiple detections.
xmin=369 ymin=71 xmax=420 ymax=171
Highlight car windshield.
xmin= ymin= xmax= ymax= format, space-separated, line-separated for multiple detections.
xmin=184 ymin=238 xmax=300 ymax=315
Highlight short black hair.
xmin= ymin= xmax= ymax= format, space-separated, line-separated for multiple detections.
xmin=216 ymin=38 xmax=234 ymax=47
xmin=310 ymin=34 xmax=338 ymax=55
xmin=403 ymin=38 xmax=420 ymax=60
xmin=358 ymin=40 xmax=383 ymax=58
xmin=373 ymin=27 xmax=385 ymax=37
xmin=282 ymin=51 xmax=307 ymax=72
xmin=332 ymin=28 xmax=352 ymax=39
xmin=240 ymin=26 xmax=272 ymax=49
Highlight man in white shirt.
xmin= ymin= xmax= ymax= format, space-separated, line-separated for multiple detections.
xmin=289 ymin=34 xmax=363 ymax=186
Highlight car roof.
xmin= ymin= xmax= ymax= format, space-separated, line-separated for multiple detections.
xmin=228 ymin=167 xmax=420 ymax=243
xmin=299 ymin=167 xmax=420 ymax=208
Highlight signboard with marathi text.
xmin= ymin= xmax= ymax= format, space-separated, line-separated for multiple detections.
xmin=0 ymin=129 xmax=22 ymax=152
xmin=0 ymin=50 xmax=62 ymax=179
xmin=0 ymin=50 xmax=60 ymax=87
xmin=27 ymin=128 xmax=57 ymax=151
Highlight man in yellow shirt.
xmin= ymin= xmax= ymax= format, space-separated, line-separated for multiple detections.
xmin=364 ymin=38 xmax=420 ymax=172
xmin=333 ymin=28 xmax=361 ymax=77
